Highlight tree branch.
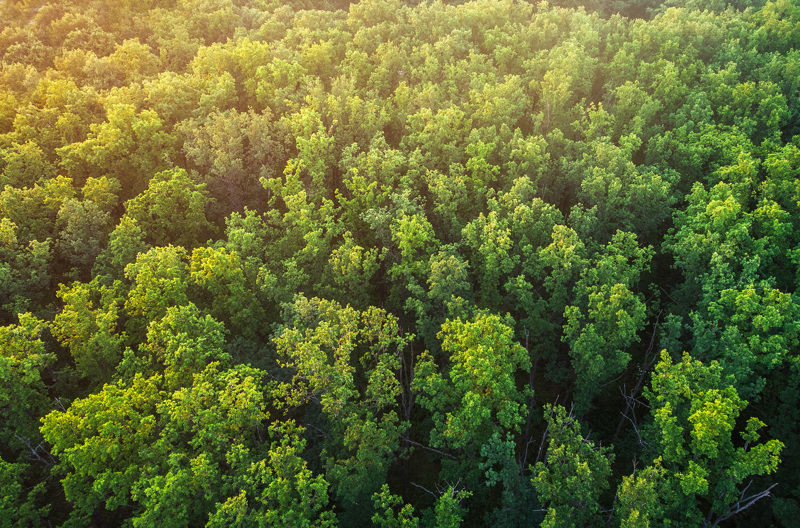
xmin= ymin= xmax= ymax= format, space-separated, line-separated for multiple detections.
xmin=409 ymin=481 xmax=437 ymax=498
xmin=707 ymin=483 xmax=778 ymax=528
xmin=614 ymin=312 xmax=661 ymax=440
xmin=405 ymin=439 xmax=458 ymax=460
xmin=14 ymin=435 xmax=55 ymax=467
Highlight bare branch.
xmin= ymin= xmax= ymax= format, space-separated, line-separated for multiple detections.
xmin=303 ymin=422 xmax=331 ymax=440
xmin=14 ymin=435 xmax=55 ymax=467
xmin=614 ymin=312 xmax=661 ymax=440
xmin=707 ymin=483 xmax=779 ymax=528
xmin=619 ymin=411 xmax=648 ymax=448
xmin=534 ymin=406 xmax=555 ymax=466
xmin=409 ymin=481 xmax=437 ymax=498
xmin=405 ymin=439 xmax=458 ymax=460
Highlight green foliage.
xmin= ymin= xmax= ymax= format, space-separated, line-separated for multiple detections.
xmin=0 ymin=175 xmax=74 ymax=244
xmin=372 ymin=485 xmax=419 ymax=528
xmin=190 ymin=245 xmax=267 ymax=339
xmin=51 ymin=278 xmax=125 ymax=385
xmin=424 ymin=486 xmax=472 ymax=528
xmin=325 ymin=230 xmax=384 ymax=309
xmin=124 ymin=168 xmax=216 ymax=249
xmin=124 ymin=245 xmax=190 ymax=328
xmin=135 ymin=303 xmax=230 ymax=389
xmin=207 ymin=422 xmax=337 ymax=528
xmin=614 ymin=462 xmax=665 ymax=528
xmin=0 ymin=457 xmax=50 ymax=528
xmin=479 ymin=433 xmax=542 ymax=527
xmin=413 ymin=312 xmax=530 ymax=451
xmin=0 ymin=313 xmax=54 ymax=452
xmin=82 ymin=175 xmax=121 ymax=213
xmin=41 ymin=359 xmax=277 ymax=527
xmin=0 ymin=218 xmax=52 ymax=321
xmin=275 ymin=297 xmax=410 ymax=506
xmin=55 ymin=198 xmax=112 ymax=278
xmin=2 ymin=0 xmax=799 ymax=524
xmin=0 ymin=140 xmax=57 ymax=188
xmin=633 ymin=351 xmax=784 ymax=526
xmin=569 ymin=137 xmax=676 ymax=243
xmin=41 ymin=373 xmax=162 ymax=523
xmin=179 ymin=109 xmax=285 ymax=217
xmin=532 ymin=404 xmax=613 ymax=528
xmin=56 ymin=104 xmax=179 ymax=196
xmin=93 ymin=215 xmax=152 ymax=280
xmin=542 ymin=229 xmax=652 ymax=413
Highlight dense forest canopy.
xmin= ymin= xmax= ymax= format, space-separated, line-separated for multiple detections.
xmin=1 ymin=0 xmax=800 ymax=526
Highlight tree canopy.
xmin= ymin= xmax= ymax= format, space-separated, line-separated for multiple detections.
xmin=1 ymin=0 xmax=798 ymax=526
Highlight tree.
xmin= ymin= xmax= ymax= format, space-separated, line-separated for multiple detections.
xmin=614 ymin=462 xmax=666 ymax=528
xmin=0 ymin=175 xmax=75 ymax=244
xmin=106 ymin=39 xmax=162 ymax=86
xmin=0 ymin=140 xmax=57 ymax=188
xmin=690 ymin=281 xmax=799 ymax=401
xmin=387 ymin=211 xmax=438 ymax=315
xmin=324 ymin=231 xmax=384 ymax=309
xmin=123 ymin=168 xmax=216 ymax=249
xmin=206 ymin=421 xmax=337 ymax=528
xmin=41 ymin=360 xmax=273 ymax=527
xmin=479 ymin=432 xmax=542 ymax=528
xmin=461 ymin=211 xmax=516 ymax=309
xmin=131 ymin=303 xmax=229 ymax=389
xmin=628 ymin=351 xmax=784 ymax=526
xmin=57 ymin=104 xmax=179 ymax=197
xmin=123 ymin=245 xmax=190 ymax=337
xmin=274 ymin=297 xmax=410 ymax=512
xmin=55 ymin=198 xmax=112 ymax=280
xmin=129 ymin=363 xmax=267 ymax=527
xmin=423 ymin=486 xmax=472 ymax=528
xmin=336 ymin=134 xmax=407 ymax=244
xmin=179 ymin=109 xmax=286 ymax=217
xmin=664 ymin=179 xmax=799 ymax=400
xmin=82 ymin=175 xmax=122 ymax=213
xmin=0 ymin=456 xmax=51 ymax=528
xmin=534 ymin=36 xmax=599 ymax=136
xmin=372 ymin=485 xmax=419 ymax=528
xmin=0 ymin=218 xmax=52 ymax=322
xmin=532 ymin=404 xmax=613 ymax=528
xmin=258 ymin=171 xmax=343 ymax=306
xmin=413 ymin=312 xmax=530 ymax=452
xmin=189 ymin=246 xmax=266 ymax=339
xmin=43 ymin=300 xmax=280 ymax=527
xmin=569 ymin=137 xmax=676 ymax=244
xmin=41 ymin=373 xmax=162 ymax=526
xmin=540 ymin=229 xmax=652 ymax=413
xmin=51 ymin=279 xmax=126 ymax=386
xmin=0 ymin=313 xmax=54 ymax=454
xmin=93 ymin=216 xmax=152 ymax=280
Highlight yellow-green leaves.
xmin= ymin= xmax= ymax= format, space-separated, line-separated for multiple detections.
xmin=51 ymin=279 xmax=125 ymax=384
xmin=123 ymin=168 xmax=216 ymax=249
xmin=533 ymin=404 xmax=613 ymax=528
xmin=414 ymin=312 xmax=530 ymax=450
xmin=634 ymin=351 xmax=784 ymax=525
xmin=275 ymin=297 xmax=410 ymax=506
xmin=125 ymin=246 xmax=189 ymax=326
xmin=0 ymin=313 xmax=53 ymax=448
xmin=42 ymin=362 xmax=273 ymax=527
